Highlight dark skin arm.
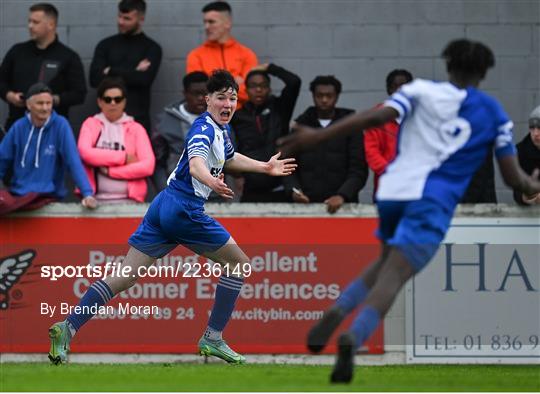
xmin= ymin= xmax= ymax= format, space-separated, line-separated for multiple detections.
xmin=497 ymin=155 xmax=540 ymax=196
xmin=277 ymin=107 xmax=398 ymax=156
xmin=278 ymin=105 xmax=540 ymax=198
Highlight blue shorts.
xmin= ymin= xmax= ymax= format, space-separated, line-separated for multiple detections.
xmin=376 ymin=199 xmax=454 ymax=272
xmin=128 ymin=188 xmax=230 ymax=258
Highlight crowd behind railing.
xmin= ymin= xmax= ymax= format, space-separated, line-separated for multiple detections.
xmin=1 ymin=0 xmax=539 ymax=216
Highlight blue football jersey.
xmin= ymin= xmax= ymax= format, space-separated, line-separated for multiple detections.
xmin=167 ymin=112 xmax=235 ymax=202
xmin=378 ymin=79 xmax=516 ymax=210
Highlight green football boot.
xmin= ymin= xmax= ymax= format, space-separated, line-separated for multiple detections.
xmin=198 ymin=336 xmax=246 ymax=364
xmin=48 ymin=321 xmax=71 ymax=365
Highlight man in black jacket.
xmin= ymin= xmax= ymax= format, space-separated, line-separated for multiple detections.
xmin=286 ymin=75 xmax=368 ymax=213
xmin=0 ymin=3 xmax=86 ymax=130
xmin=460 ymin=152 xmax=497 ymax=203
xmin=89 ymin=0 xmax=162 ymax=134
xmin=231 ymin=63 xmax=301 ymax=202
xmin=514 ymin=105 xmax=540 ymax=205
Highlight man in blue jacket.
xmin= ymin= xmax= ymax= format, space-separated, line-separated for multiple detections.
xmin=0 ymin=83 xmax=97 ymax=215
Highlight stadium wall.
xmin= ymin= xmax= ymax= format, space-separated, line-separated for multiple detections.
xmin=1 ymin=202 xmax=538 ymax=365
xmin=1 ymin=0 xmax=539 ymax=203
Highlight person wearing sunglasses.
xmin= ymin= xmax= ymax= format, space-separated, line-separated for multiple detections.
xmin=77 ymin=77 xmax=155 ymax=203
xmin=514 ymin=105 xmax=540 ymax=205
xmin=89 ymin=0 xmax=161 ymax=135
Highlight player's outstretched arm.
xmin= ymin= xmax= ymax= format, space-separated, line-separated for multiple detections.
xmin=225 ymin=152 xmax=297 ymax=176
xmin=189 ymin=157 xmax=234 ymax=199
xmin=497 ymin=155 xmax=540 ymax=197
xmin=277 ymin=106 xmax=399 ymax=156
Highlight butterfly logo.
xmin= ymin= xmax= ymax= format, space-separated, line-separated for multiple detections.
xmin=0 ymin=250 xmax=36 ymax=309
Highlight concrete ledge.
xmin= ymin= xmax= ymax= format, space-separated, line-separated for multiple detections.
xmin=5 ymin=202 xmax=539 ymax=218
xmin=0 ymin=352 xmax=406 ymax=366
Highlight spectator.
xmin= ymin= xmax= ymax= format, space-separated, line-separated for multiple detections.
xmin=186 ymin=1 xmax=258 ymax=108
xmin=461 ymin=151 xmax=498 ymax=203
xmin=364 ymin=69 xmax=413 ymax=198
xmin=0 ymin=83 xmax=96 ymax=215
xmin=78 ymin=78 xmax=155 ymax=203
xmin=514 ymin=105 xmax=540 ymax=205
xmin=89 ymin=0 xmax=162 ymax=134
xmin=287 ymin=76 xmax=368 ymax=213
xmin=0 ymin=3 xmax=86 ymax=130
xmin=151 ymin=71 xmax=208 ymax=191
xmin=231 ymin=63 xmax=301 ymax=202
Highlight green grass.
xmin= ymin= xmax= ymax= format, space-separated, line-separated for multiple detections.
xmin=1 ymin=363 xmax=538 ymax=392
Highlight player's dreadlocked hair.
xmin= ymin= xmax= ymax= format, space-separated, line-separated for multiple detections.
xmin=442 ymin=39 xmax=495 ymax=80
xmin=206 ymin=69 xmax=239 ymax=94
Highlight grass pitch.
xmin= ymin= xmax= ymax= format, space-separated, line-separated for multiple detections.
xmin=1 ymin=363 xmax=538 ymax=392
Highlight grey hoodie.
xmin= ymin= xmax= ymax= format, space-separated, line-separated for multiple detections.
xmin=151 ymin=100 xmax=199 ymax=191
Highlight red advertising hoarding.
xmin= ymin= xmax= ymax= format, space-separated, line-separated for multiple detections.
xmin=0 ymin=215 xmax=383 ymax=354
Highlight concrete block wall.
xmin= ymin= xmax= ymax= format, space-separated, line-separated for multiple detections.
xmin=1 ymin=0 xmax=539 ymax=202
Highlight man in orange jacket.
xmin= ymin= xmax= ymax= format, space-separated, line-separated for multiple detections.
xmin=186 ymin=1 xmax=258 ymax=107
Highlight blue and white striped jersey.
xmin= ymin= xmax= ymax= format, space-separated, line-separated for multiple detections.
xmin=378 ymin=79 xmax=516 ymax=210
xmin=167 ymin=112 xmax=235 ymax=202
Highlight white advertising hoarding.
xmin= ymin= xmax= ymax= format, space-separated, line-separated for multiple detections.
xmin=406 ymin=218 xmax=539 ymax=363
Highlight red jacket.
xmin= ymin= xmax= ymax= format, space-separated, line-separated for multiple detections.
xmin=77 ymin=115 xmax=155 ymax=202
xmin=364 ymin=104 xmax=399 ymax=194
xmin=186 ymin=37 xmax=258 ymax=107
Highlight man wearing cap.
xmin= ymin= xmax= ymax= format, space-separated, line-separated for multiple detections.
xmin=0 ymin=3 xmax=86 ymax=130
xmin=0 ymin=83 xmax=97 ymax=215
xmin=514 ymin=105 xmax=540 ymax=205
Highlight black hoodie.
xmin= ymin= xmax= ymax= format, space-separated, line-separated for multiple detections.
xmin=231 ymin=63 xmax=301 ymax=194
xmin=284 ymin=106 xmax=368 ymax=202
xmin=0 ymin=37 xmax=86 ymax=129
xmin=89 ymin=32 xmax=162 ymax=134
xmin=514 ymin=134 xmax=540 ymax=205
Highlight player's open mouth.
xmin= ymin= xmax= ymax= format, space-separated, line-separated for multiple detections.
xmin=220 ymin=110 xmax=231 ymax=118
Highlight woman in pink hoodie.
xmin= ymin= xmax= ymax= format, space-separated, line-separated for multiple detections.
xmin=78 ymin=78 xmax=155 ymax=202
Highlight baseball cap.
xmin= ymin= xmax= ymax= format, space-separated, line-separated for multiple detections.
xmin=25 ymin=82 xmax=53 ymax=99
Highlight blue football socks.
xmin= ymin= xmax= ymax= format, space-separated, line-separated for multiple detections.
xmin=66 ymin=279 xmax=114 ymax=333
xmin=335 ymin=277 xmax=368 ymax=314
xmin=350 ymin=305 xmax=381 ymax=348
xmin=207 ymin=275 xmax=244 ymax=335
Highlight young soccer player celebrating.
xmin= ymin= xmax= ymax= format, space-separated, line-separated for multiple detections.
xmin=278 ymin=39 xmax=540 ymax=383
xmin=48 ymin=70 xmax=296 ymax=365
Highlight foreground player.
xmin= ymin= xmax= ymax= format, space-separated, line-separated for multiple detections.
xmin=48 ymin=70 xmax=296 ymax=365
xmin=278 ymin=39 xmax=540 ymax=383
